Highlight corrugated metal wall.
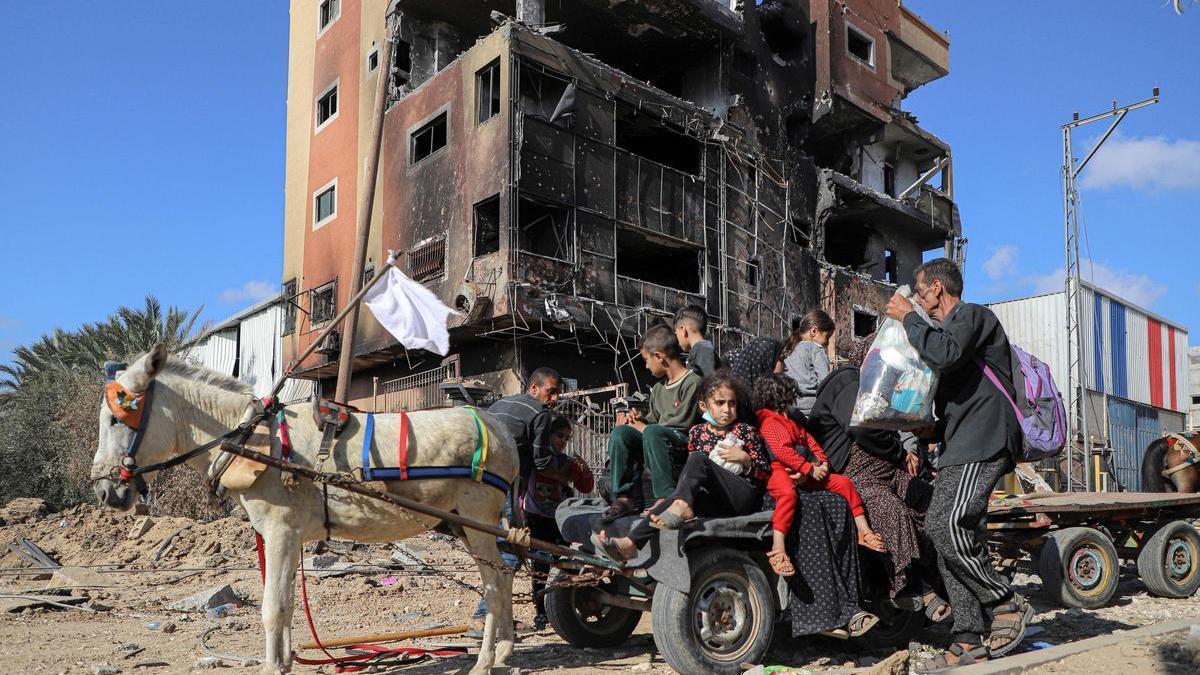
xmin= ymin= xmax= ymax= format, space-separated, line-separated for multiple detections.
xmin=239 ymin=306 xmax=280 ymax=397
xmin=187 ymin=328 xmax=238 ymax=376
xmin=1106 ymin=397 xmax=1160 ymax=491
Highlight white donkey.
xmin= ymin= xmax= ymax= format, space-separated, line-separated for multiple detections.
xmin=90 ymin=344 xmax=519 ymax=673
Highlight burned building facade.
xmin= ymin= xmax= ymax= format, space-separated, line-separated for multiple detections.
xmin=281 ymin=0 xmax=962 ymax=406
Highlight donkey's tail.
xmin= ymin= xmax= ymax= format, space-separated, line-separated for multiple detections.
xmin=1141 ymin=437 xmax=1175 ymax=493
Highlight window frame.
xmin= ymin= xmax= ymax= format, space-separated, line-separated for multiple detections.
xmin=281 ymin=278 xmax=298 ymax=336
xmin=475 ymin=59 xmax=502 ymax=125
xmin=312 ymin=177 xmax=338 ymax=230
xmin=314 ymin=79 xmax=340 ymax=134
xmin=407 ymin=108 xmax=451 ymax=167
xmin=317 ymin=0 xmax=341 ymax=37
xmin=309 ymin=281 xmax=337 ymax=328
xmin=844 ymin=21 xmax=876 ymax=69
xmin=366 ymin=45 xmax=379 ymax=74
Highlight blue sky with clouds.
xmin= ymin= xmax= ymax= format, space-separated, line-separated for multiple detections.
xmin=1 ymin=2 xmax=1198 ymax=365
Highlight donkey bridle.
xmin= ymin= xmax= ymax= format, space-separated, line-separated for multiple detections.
xmin=99 ymin=361 xmax=273 ymax=496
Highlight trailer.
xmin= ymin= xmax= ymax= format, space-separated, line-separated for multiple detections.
xmin=987 ymin=492 xmax=1200 ymax=609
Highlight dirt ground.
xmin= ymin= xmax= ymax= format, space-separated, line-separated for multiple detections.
xmin=0 ymin=499 xmax=1197 ymax=674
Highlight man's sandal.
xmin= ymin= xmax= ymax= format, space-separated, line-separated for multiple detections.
xmin=599 ymin=497 xmax=636 ymax=523
xmin=988 ymin=593 xmax=1034 ymax=657
xmin=766 ymin=550 xmax=795 ymax=577
xmin=916 ymin=642 xmax=990 ymax=672
xmin=923 ymin=592 xmax=952 ymax=623
xmin=649 ymin=510 xmax=695 ymax=530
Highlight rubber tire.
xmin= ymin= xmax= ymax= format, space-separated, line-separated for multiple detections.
xmin=545 ymin=577 xmax=642 ymax=648
xmin=1137 ymin=520 xmax=1200 ymax=599
xmin=1038 ymin=526 xmax=1120 ymax=609
xmin=651 ymin=548 xmax=776 ymax=675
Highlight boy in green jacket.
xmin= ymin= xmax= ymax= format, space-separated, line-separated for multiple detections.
xmin=602 ymin=324 xmax=702 ymax=521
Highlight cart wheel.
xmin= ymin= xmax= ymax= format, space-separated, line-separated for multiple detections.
xmin=853 ymin=603 xmax=924 ymax=650
xmin=545 ymin=576 xmax=642 ymax=648
xmin=651 ymin=548 xmax=775 ymax=675
xmin=1038 ymin=527 xmax=1119 ymax=609
xmin=1136 ymin=520 xmax=1200 ymax=599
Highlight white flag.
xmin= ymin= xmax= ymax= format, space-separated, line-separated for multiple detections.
xmin=363 ymin=266 xmax=457 ymax=356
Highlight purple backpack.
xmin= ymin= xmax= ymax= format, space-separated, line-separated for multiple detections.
xmin=979 ymin=345 xmax=1067 ymax=462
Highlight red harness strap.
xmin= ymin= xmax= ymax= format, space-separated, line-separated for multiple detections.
xmin=397 ymin=411 xmax=410 ymax=480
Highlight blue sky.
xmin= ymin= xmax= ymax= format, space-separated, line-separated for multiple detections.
xmin=1 ymin=2 xmax=1197 ymax=366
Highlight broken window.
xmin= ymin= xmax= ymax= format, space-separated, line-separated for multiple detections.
xmin=314 ymin=182 xmax=336 ymax=227
xmin=825 ymin=222 xmax=869 ymax=270
xmin=281 ymin=279 xmax=297 ymax=335
xmin=615 ymin=107 xmax=701 ymax=175
xmin=846 ymin=24 xmax=874 ymax=67
xmin=746 ymin=258 xmax=761 ymax=289
xmin=311 ymin=282 xmax=336 ymax=326
xmin=732 ymin=49 xmax=758 ymax=80
xmin=408 ymin=235 xmax=447 ymax=283
xmin=760 ymin=9 xmax=806 ymax=67
xmin=852 ymin=308 xmax=878 ymax=338
xmin=476 ymin=59 xmax=501 ymax=125
xmin=318 ymin=0 xmax=340 ymax=32
xmin=519 ymin=66 xmax=573 ymax=128
xmin=616 ymin=227 xmax=701 ymax=293
xmin=393 ymin=39 xmax=412 ymax=88
xmin=789 ymin=218 xmax=811 ymax=247
xmin=410 ymin=112 xmax=447 ymax=165
xmin=883 ymin=163 xmax=896 ymax=197
xmin=361 ymin=263 xmax=375 ymax=289
xmin=517 ymin=198 xmax=574 ymax=261
xmin=316 ymin=84 xmax=338 ymax=129
xmin=473 ymin=195 xmax=501 ymax=256
xmin=884 ymin=249 xmax=898 ymax=283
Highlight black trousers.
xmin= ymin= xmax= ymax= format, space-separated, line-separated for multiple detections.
xmin=526 ymin=512 xmax=562 ymax=617
xmin=630 ymin=453 xmax=762 ymax=546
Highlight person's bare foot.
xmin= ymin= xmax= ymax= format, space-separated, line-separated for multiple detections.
xmin=858 ymin=529 xmax=887 ymax=552
xmin=649 ymin=499 xmax=694 ymax=527
xmin=597 ymin=530 xmax=638 ymax=559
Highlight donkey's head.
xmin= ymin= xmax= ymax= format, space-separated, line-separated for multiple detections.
xmin=91 ymin=343 xmax=174 ymax=510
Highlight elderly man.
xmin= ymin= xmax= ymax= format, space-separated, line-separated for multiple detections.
xmin=886 ymin=258 xmax=1032 ymax=670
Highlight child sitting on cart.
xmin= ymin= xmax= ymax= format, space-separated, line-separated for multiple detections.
xmin=594 ymin=372 xmax=771 ymax=561
xmin=754 ymin=373 xmax=885 ymax=578
xmin=523 ymin=413 xmax=594 ymax=628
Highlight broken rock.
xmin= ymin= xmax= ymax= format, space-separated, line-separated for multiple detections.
xmin=127 ymin=516 xmax=154 ymax=540
xmin=91 ymin=665 xmax=121 ymax=675
xmin=864 ymin=649 xmax=908 ymax=675
xmin=49 ymin=566 xmax=114 ymax=589
xmin=0 ymin=497 xmax=50 ymax=524
xmin=169 ymin=585 xmax=242 ymax=612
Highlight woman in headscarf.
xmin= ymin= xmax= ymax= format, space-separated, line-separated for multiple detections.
xmin=807 ymin=335 xmax=949 ymax=621
xmin=723 ymin=336 xmax=784 ymax=424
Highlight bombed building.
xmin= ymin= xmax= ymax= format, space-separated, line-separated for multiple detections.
xmin=280 ymin=0 xmax=961 ymax=408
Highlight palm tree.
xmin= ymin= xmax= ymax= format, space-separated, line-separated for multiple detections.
xmin=0 ymin=295 xmax=204 ymax=399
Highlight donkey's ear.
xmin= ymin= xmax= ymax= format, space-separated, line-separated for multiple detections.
xmin=124 ymin=343 xmax=169 ymax=391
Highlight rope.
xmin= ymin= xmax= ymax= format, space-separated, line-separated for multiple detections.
xmin=505 ymin=527 xmax=532 ymax=548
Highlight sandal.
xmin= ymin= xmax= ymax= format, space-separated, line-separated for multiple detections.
xmin=916 ymin=641 xmax=990 ymax=673
xmin=767 ymin=550 xmax=795 ymax=577
xmin=923 ymin=591 xmax=952 ymax=623
xmin=588 ymin=531 xmax=629 ymax=564
xmin=988 ymin=593 xmax=1034 ymax=657
xmin=858 ymin=529 xmax=887 ymax=552
xmin=599 ymin=497 xmax=636 ymax=523
xmin=649 ymin=509 xmax=695 ymax=530
xmin=847 ymin=610 xmax=879 ymax=637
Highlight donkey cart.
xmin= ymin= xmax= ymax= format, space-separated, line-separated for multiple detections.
xmin=987 ymin=491 xmax=1200 ymax=609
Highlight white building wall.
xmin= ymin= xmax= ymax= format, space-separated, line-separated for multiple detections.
xmin=1189 ymin=346 xmax=1200 ymax=429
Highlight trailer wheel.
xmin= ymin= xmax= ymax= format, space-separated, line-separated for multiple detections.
xmin=1137 ymin=520 xmax=1200 ymax=599
xmin=1038 ymin=527 xmax=1119 ymax=609
xmin=853 ymin=603 xmax=924 ymax=650
xmin=651 ymin=548 xmax=775 ymax=675
xmin=545 ymin=577 xmax=642 ymax=648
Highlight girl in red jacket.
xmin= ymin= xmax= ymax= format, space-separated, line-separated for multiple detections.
xmin=754 ymin=374 xmax=885 ymax=577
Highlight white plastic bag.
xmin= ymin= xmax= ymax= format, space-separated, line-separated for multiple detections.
xmin=850 ymin=286 xmax=939 ymax=430
xmin=709 ymin=433 xmax=746 ymax=475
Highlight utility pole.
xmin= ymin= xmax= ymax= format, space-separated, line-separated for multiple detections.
xmin=1061 ymin=89 xmax=1158 ymax=492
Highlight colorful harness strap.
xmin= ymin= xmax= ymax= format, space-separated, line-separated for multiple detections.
xmin=276 ymin=409 xmax=293 ymax=460
xmin=397 ymin=411 xmax=410 ymax=480
xmin=360 ymin=413 xmax=376 ymax=481
xmin=463 ymin=406 xmax=489 ymax=483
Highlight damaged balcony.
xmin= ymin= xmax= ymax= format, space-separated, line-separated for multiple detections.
xmin=888 ymin=2 xmax=950 ymax=95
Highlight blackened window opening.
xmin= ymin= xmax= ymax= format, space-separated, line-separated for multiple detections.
xmin=410 ymin=113 xmax=447 ymax=164
xmin=361 ymin=264 xmax=375 ymax=289
xmin=760 ymin=7 xmax=806 ymax=67
xmin=883 ymin=163 xmax=896 ymax=197
xmin=282 ymin=279 xmax=297 ymax=335
xmin=519 ymin=67 xmax=572 ymax=127
xmin=616 ymin=227 xmax=701 ymax=292
xmin=746 ymin=259 xmax=760 ymax=288
xmin=615 ymin=108 xmax=701 ymax=175
xmin=368 ymin=48 xmax=379 ymax=72
xmin=517 ymin=197 xmax=574 ymax=260
xmin=884 ymin=249 xmax=898 ymax=283
xmin=476 ymin=59 xmax=501 ymax=124
xmin=311 ymin=283 xmax=336 ymax=326
xmin=474 ymin=195 xmax=501 ymax=256
xmin=789 ymin=218 xmax=811 ymax=247
xmin=846 ymin=25 xmax=874 ymax=66
xmin=852 ymin=309 xmax=877 ymax=338
xmin=393 ymin=39 xmax=412 ymax=88
xmin=825 ymin=223 xmax=869 ymax=270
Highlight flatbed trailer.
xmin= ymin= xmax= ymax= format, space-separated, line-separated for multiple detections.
xmin=987 ymin=492 xmax=1200 ymax=608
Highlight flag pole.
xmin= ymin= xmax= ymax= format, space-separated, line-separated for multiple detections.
xmin=269 ymin=254 xmax=401 ymax=400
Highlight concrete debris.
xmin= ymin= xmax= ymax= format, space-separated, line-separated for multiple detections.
xmin=194 ymin=657 xmax=232 ymax=669
xmin=127 ymin=517 xmax=154 ymax=541
xmin=91 ymin=665 xmax=121 ymax=675
xmin=0 ymin=593 xmax=88 ymax=613
xmin=49 ymin=566 xmax=114 ymax=589
xmin=169 ymin=585 xmax=242 ymax=612
xmin=863 ymin=650 xmax=908 ymax=675
xmin=308 ymin=553 xmax=340 ymax=569
xmin=0 ymin=498 xmax=50 ymax=525
xmin=391 ymin=542 xmax=429 ymax=569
